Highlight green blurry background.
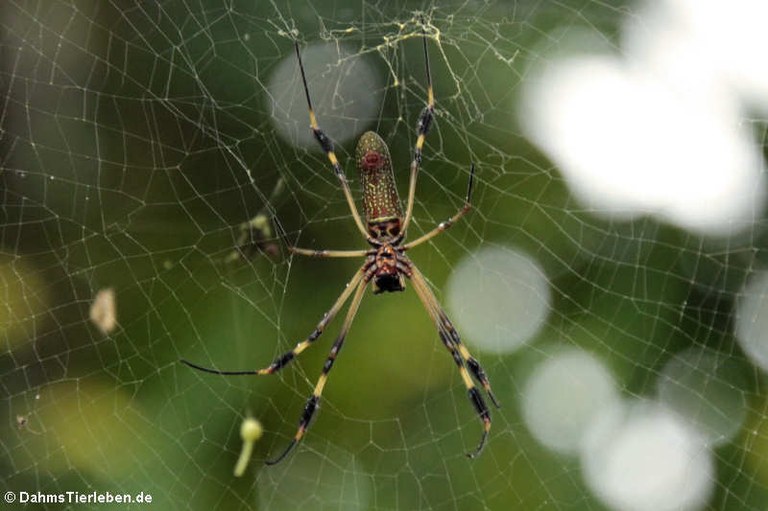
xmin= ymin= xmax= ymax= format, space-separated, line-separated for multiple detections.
xmin=2 ymin=1 xmax=767 ymax=510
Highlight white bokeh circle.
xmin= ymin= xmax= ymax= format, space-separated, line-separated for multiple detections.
xmin=518 ymin=0 xmax=768 ymax=239
xmin=268 ymin=42 xmax=382 ymax=149
xmin=446 ymin=246 xmax=550 ymax=354
xmin=581 ymin=400 xmax=714 ymax=511
xmin=522 ymin=348 xmax=618 ymax=454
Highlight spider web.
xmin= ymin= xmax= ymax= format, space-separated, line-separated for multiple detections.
xmin=2 ymin=1 xmax=768 ymax=510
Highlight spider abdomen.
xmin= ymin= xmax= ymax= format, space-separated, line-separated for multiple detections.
xmin=356 ymin=131 xmax=403 ymax=233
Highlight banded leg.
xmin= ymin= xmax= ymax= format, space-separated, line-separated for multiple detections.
xmin=404 ymin=163 xmax=475 ymax=250
xmin=407 ymin=265 xmax=496 ymax=457
xmin=409 ymin=265 xmax=498 ymax=406
xmin=294 ymin=42 xmax=369 ymax=239
xmin=180 ymin=265 xmax=368 ymax=376
xmin=266 ymin=277 xmax=369 ymax=465
xmin=402 ymin=22 xmax=435 ymax=233
xmin=290 ymin=246 xmax=373 ymax=258
xmin=420 ymin=286 xmax=500 ymax=409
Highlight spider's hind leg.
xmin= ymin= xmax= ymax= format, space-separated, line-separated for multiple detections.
xmin=266 ymin=277 xmax=369 ymax=464
xmin=407 ymin=265 xmax=497 ymax=457
xmin=181 ymin=264 xmax=370 ymax=377
xmin=436 ymin=309 xmax=500 ymax=409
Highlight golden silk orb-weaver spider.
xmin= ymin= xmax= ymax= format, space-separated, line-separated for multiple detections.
xmin=181 ymin=27 xmax=500 ymax=465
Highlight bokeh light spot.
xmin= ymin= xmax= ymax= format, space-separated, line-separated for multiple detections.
xmin=446 ymin=246 xmax=550 ymax=354
xmin=581 ymin=400 xmax=714 ymax=511
xmin=268 ymin=42 xmax=382 ymax=149
xmin=519 ymin=0 xmax=768 ymax=239
xmin=522 ymin=348 xmax=618 ymax=454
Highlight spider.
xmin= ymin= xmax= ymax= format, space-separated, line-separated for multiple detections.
xmin=182 ymin=26 xmax=500 ymax=465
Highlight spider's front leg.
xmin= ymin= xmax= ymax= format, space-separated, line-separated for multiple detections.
xmin=293 ymin=41 xmax=369 ymax=239
xmin=403 ymin=163 xmax=475 ymax=251
xmin=402 ymin=22 xmax=436 ymax=233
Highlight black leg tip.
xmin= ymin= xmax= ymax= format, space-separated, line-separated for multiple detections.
xmin=265 ymin=438 xmax=298 ymax=466
xmin=465 ymin=428 xmax=488 ymax=459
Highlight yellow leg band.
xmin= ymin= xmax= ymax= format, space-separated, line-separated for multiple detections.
xmin=459 ymin=367 xmax=474 ymax=388
xmin=313 ymin=375 xmax=328 ymax=395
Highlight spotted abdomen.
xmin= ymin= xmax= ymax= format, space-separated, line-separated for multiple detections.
xmin=356 ymin=131 xmax=403 ymax=234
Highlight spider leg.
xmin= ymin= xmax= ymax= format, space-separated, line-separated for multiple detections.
xmin=294 ymin=42 xmax=370 ymax=239
xmin=289 ymin=246 xmax=372 ymax=258
xmin=403 ymin=163 xmax=475 ymax=251
xmin=409 ymin=264 xmax=498 ymax=407
xmin=406 ymin=264 xmax=496 ymax=458
xmin=433 ymin=313 xmax=500 ymax=409
xmin=181 ymin=263 xmax=370 ymax=376
xmin=266 ymin=276 xmax=369 ymax=465
xmin=402 ymin=21 xmax=435 ymax=233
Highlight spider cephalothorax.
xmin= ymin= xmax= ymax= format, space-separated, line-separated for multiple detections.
xmin=182 ymin=23 xmax=499 ymax=465
xmin=370 ymin=243 xmax=406 ymax=294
